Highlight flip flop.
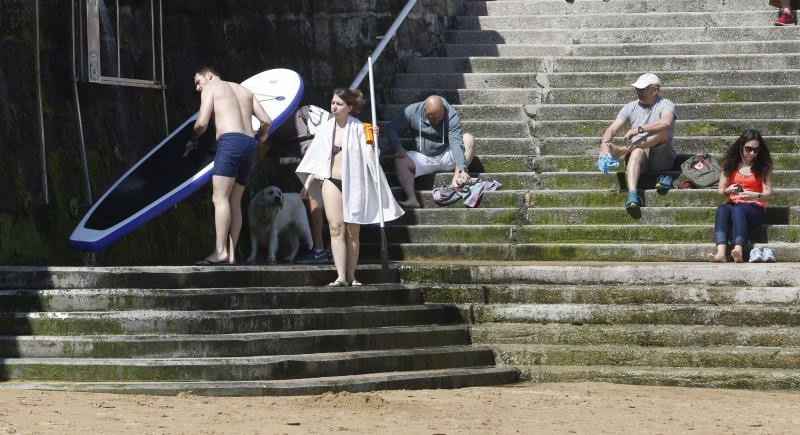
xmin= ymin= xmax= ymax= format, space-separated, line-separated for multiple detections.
xmin=350 ymin=280 xmax=363 ymax=287
xmin=195 ymin=259 xmax=228 ymax=266
xmin=328 ymin=279 xmax=347 ymax=287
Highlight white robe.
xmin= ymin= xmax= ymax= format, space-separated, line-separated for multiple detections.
xmin=296 ymin=116 xmax=404 ymax=225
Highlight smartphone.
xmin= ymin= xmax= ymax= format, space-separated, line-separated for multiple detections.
xmin=734 ymin=184 xmax=744 ymax=193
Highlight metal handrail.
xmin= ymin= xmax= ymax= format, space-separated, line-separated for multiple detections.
xmin=349 ymin=0 xmax=418 ymax=91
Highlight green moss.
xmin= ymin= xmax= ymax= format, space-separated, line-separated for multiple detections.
xmin=717 ymin=89 xmax=749 ymax=103
xmin=684 ymin=122 xmax=719 ymax=136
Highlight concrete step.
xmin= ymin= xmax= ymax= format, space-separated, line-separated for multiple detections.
xmin=445 ymin=41 xmax=800 ymax=57
xmin=379 ymin=120 xmax=530 ymax=138
xmin=0 ymin=304 xmax=463 ymax=335
xmin=526 ymin=189 xmax=800 ymax=208
xmin=0 ymin=284 xmax=421 ymax=312
xmin=532 ymin=154 xmax=800 ymax=172
xmin=534 ymin=170 xmax=799 ymax=190
xmin=382 ymin=102 xmax=527 ymax=120
xmin=445 ymin=27 xmax=800 ymax=45
xmin=387 ymin=172 xmax=535 ymax=190
xmin=524 ymin=207 xmax=800 ymax=226
xmin=0 ymin=366 xmax=520 ymax=396
xmin=492 ymin=343 xmax=800 ymax=369
xmin=395 ymin=138 xmax=537 ymax=155
xmin=394 ymin=189 xmax=526 ymax=208
xmin=539 ymin=135 xmax=800 ymax=155
xmin=406 ymin=54 xmax=800 ymax=74
xmin=392 ymin=70 xmax=800 ymax=91
xmin=418 ymin=283 xmax=800 ymax=305
xmin=363 ymin=224 xmax=800 ymax=244
xmin=463 ymin=0 xmax=775 ymax=16
xmin=470 ymin=302 xmax=800 ymax=327
xmin=0 ymin=325 xmax=471 ymax=358
xmin=0 ymin=265 xmax=397 ymax=290
xmin=455 ymin=11 xmax=778 ymax=30
xmin=368 ymin=242 xmax=800 ymax=262
xmin=535 ymin=102 xmax=800 ymax=121
xmin=392 ymin=207 xmax=800 ymax=226
xmin=472 ymin=323 xmax=800 ymax=348
xmin=0 ymin=345 xmax=495 ymax=382
xmin=533 ymin=119 xmax=800 ymax=138
xmin=519 ymin=365 xmax=800 ymax=390
xmin=386 ymin=86 xmax=800 ymax=105
xmin=398 ymin=263 xmax=800 ymax=287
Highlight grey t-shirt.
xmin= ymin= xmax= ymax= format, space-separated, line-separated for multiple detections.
xmin=617 ymin=96 xmax=678 ymax=153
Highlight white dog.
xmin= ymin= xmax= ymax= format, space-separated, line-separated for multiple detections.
xmin=247 ymin=186 xmax=313 ymax=264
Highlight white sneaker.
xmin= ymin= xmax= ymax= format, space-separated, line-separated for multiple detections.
xmin=748 ymin=247 xmax=764 ymax=263
xmin=761 ymin=247 xmax=776 ymax=263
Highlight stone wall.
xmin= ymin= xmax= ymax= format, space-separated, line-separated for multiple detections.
xmin=0 ymin=0 xmax=462 ymax=265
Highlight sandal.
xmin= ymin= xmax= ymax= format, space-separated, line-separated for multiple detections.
xmin=350 ymin=280 xmax=363 ymax=287
xmin=328 ymin=279 xmax=348 ymax=287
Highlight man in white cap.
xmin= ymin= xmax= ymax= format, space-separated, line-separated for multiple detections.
xmin=599 ymin=73 xmax=677 ymax=209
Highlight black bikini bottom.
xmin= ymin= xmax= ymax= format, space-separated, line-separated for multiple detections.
xmin=327 ymin=178 xmax=342 ymax=192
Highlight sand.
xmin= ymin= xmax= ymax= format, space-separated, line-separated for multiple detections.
xmin=0 ymin=382 xmax=798 ymax=434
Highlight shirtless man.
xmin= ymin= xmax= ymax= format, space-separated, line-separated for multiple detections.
xmin=186 ymin=66 xmax=271 ymax=265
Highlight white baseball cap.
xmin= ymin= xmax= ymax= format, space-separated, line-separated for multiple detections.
xmin=631 ymin=73 xmax=661 ymax=89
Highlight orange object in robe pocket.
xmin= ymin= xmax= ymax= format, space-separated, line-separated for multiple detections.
xmin=363 ymin=123 xmax=374 ymax=145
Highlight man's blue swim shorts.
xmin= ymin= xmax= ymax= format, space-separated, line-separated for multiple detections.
xmin=213 ymin=132 xmax=258 ymax=185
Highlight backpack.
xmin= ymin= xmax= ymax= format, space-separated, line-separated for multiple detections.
xmin=676 ymin=153 xmax=721 ymax=189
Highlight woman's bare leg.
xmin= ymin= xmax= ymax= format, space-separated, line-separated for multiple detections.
xmin=345 ymin=223 xmax=361 ymax=283
xmin=322 ymin=180 xmax=347 ymax=283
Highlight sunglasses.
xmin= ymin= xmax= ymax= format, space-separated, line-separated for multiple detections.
xmin=743 ymin=146 xmax=760 ymax=154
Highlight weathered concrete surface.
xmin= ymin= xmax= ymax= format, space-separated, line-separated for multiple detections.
xmin=0 ymin=366 xmax=519 ymax=396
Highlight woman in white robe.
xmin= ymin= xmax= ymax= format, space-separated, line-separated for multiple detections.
xmin=296 ymin=89 xmax=404 ymax=286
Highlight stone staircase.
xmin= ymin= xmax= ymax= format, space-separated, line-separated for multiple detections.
xmin=363 ymin=0 xmax=800 ymax=390
xmin=403 ymin=263 xmax=800 ymax=389
xmin=366 ymin=0 xmax=800 ymax=262
xmin=0 ymin=266 xmax=518 ymax=395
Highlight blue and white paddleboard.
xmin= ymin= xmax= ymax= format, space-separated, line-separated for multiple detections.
xmin=69 ymin=68 xmax=304 ymax=252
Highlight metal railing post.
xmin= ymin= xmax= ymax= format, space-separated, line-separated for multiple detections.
xmin=34 ymin=0 xmax=49 ymax=204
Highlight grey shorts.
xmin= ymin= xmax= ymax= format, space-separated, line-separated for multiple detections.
xmin=626 ymin=142 xmax=676 ymax=173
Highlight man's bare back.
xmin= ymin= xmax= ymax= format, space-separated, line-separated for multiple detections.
xmin=201 ymin=80 xmax=251 ymax=140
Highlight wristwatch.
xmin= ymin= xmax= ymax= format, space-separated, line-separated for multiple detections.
xmin=637 ymin=126 xmax=644 ymax=134
xmin=756 ymin=193 xmax=763 ymax=201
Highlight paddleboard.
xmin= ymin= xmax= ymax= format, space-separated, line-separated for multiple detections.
xmin=69 ymin=68 xmax=304 ymax=251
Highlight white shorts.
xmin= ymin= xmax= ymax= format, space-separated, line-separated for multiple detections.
xmin=407 ymin=149 xmax=456 ymax=177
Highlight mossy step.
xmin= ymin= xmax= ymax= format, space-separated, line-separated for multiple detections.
xmin=534 ymin=119 xmax=800 ymax=138
xmin=382 ymin=103 xmax=526 ymax=121
xmin=526 ymin=207 xmax=800 ymax=226
xmin=393 ymin=207 xmax=800 ymax=226
xmin=446 ymin=27 xmax=800 ymax=45
xmin=544 ymin=86 xmax=800 ymax=105
xmin=0 ymin=265 xmax=398 ymax=291
xmin=388 ymin=172 xmax=537 ymax=190
xmin=0 ymin=304 xmax=462 ymax=335
xmin=0 ymin=284 xmax=421 ymax=313
xmin=472 ymin=323 xmax=800 ymax=348
xmin=527 ymin=189 xmax=800 ymax=208
xmin=418 ymin=282 xmax=800 ymax=305
xmin=363 ymin=224 xmax=800 ymax=244
xmin=519 ymin=365 xmax=800 ymax=390
xmin=407 ymin=54 xmax=800 ymax=74
xmin=492 ymin=343 xmax=800 ymax=369
xmin=397 ymin=263 xmax=800 ymax=287
xmin=539 ymin=135 xmax=800 ymax=155
xmin=386 ymin=86 xmax=800 ymax=105
xmin=533 ymin=154 xmax=800 ymax=172
xmin=456 ymin=11 xmax=776 ymax=31
xmin=394 ymin=189 xmax=526 ymax=208
xmin=536 ymin=101 xmax=800 ymax=121
xmin=464 ymin=0 xmax=774 ymax=16
xmin=378 ymin=120 xmax=530 ymax=138
xmin=387 ymin=88 xmax=541 ymax=105
xmin=447 ymin=42 xmax=800 ymax=58
xmin=397 ymin=138 xmax=537 ymax=156
xmin=470 ymin=302 xmax=800 ymax=327
xmin=0 ymin=346 xmax=494 ymax=382
xmin=0 ymin=325 xmax=471 ymax=359
xmin=365 ymin=242 xmax=800 ymax=262
xmin=0 ymin=366 xmax=520 ymax=396
xmin=537 ymin=170 xmax=799 ymax=190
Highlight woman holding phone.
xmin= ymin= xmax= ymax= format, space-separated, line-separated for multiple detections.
xmin=708 ymin=129 xmax=774 ymax=263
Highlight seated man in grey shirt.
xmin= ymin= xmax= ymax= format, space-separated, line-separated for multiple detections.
xmin=386 ymin=95 xmax=475 ymax=208
xmin=599 ymin=73 xmax=678 ymax=209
